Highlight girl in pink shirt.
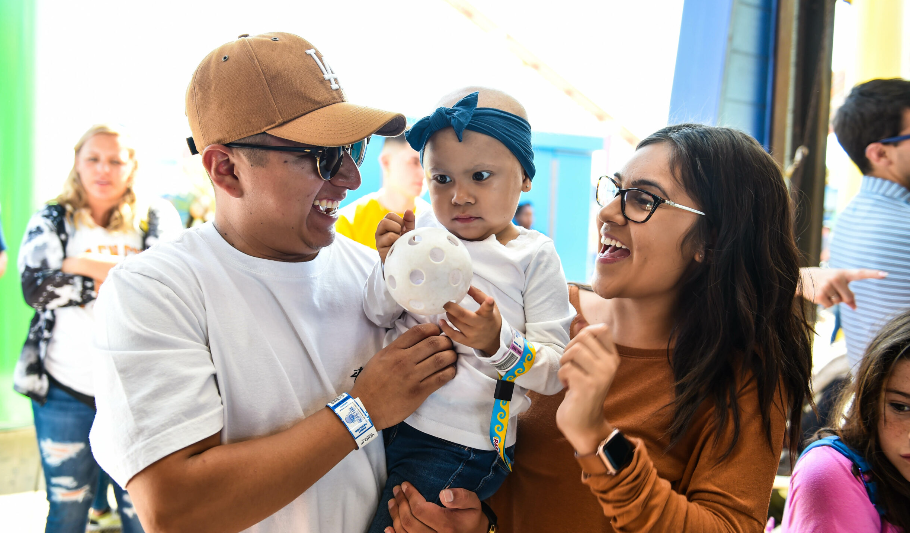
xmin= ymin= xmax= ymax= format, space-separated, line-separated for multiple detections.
xmin=782 ymin=310 xmax=910 ymax=532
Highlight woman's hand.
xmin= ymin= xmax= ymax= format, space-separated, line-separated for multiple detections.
xmin=799 ymin=267 xmax=887 ymax=309
xmin=386 ymin=482 xmax=488 ymax=533
xmin=556 ymin=323 xmax=620 ymax=455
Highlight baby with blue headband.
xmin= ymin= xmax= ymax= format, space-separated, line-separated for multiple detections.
xmin=362 ymin=88 xmax=575 ymax=532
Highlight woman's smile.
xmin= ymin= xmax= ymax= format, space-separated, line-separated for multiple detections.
xmin=598 ymin=231 xmax=631 ymax=263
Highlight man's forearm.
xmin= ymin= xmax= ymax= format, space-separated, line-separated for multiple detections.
xmin=129 ymin=407 xmax=358 ymax=533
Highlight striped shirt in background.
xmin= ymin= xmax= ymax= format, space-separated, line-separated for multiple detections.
xmin=829 ymin=176 xmax=910 ymax=372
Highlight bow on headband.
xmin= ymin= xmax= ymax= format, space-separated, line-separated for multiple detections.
xmin=405 ymin=92 xmax=536 ymax=179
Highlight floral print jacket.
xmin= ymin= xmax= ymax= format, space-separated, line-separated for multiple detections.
xmin=14 ymin=201 xmax=181 ymax=403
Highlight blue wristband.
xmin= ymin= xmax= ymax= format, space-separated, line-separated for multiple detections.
xmin=327 ymin=393 xmax=378 ymax=449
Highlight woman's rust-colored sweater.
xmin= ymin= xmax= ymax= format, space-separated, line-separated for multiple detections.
xmin=489 ymin=285 xmax=786 ymax=532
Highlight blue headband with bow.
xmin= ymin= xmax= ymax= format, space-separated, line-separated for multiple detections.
xmin=405 ymin=92 xmax=536 ymax=180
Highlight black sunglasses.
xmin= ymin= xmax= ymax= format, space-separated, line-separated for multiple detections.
xmin=186 ymin=136 xmax=369 ymax=181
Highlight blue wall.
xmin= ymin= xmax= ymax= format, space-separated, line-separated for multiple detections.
xmin=670 ymin=0 xmax=776 ymax=148
xmin=522 ymin=132 xmax=602 ymax=283
xmin=669 ymin=0 xmax=733 ymax=126
xmin=344 ymin=131 xmax=602 ymax=283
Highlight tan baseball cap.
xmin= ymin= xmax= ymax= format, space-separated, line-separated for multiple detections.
xmin=186 ymin=32 xmax=406 ymax=153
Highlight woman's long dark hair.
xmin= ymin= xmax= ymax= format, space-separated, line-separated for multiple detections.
xmin=830 ymin=310 xmax=910 ymax=529
xmin=637 ymin=124 xmax=813 ymax=459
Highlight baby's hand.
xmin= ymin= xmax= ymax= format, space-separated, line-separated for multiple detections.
xmin=439 ymin=286 xmax=502 ymax=355
xmin=376 ymin=210 xmax=416 ymax=264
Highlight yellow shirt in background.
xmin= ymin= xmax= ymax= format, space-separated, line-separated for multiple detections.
xmin=335 ymin=192 xmax=430 ymax=250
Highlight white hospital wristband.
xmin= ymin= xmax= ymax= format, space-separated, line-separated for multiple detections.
xmin=327 ymin=393 xmax=379 ymax=449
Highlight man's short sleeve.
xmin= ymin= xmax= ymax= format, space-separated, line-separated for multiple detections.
xmin=89 ymin=266 xmax=224 ymax=487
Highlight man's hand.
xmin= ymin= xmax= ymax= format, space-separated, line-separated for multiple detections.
xmin=556 ymin=324 xmax=620 ymax=455
xmin=799 ymin=267 xmax=887 ymax=309
xmin=0 ymin=250 xmax=7 ymax=278
xmin=386 ymin=482 xmax=488 ymax=533
xmin=439 ymin=287 xmax=502 ymax=355
xmin=351 ymin=323 xmax=457 ymax=431
xmin=377 ymin=210 xmax=416 ymax=264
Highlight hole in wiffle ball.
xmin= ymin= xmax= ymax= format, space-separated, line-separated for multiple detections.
xmin=408 ymin=235 xmax=423 ymax=246
xmin=387 ymin=275 xmax=397 ymax=290
xmin=449 ymin=270 xmax=463 ymax=286
xmin=429 ymin=247 xmax=445 ymax=263
xmin=410 ymin=270 xmax=425 ymax=285
xmin=447 ymin=235 xmax=459 ymax=246
xmin=409 ymin=300 xmax=425 ymax=310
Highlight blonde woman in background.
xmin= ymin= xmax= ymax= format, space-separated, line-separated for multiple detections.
xmin=15 ymin=124 xmax=182 ymax=533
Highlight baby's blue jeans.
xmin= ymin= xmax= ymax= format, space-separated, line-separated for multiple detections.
xmin=368 ymin=422 xmax=514 ymax=533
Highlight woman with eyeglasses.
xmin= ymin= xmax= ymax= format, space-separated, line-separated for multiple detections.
xmin=15 ymin=124 xmax=182 ymax=533
xmin=539 ymin=123 xmax=813 ymax=531
xmin=385 ymin=124 xmax=813 ymax=533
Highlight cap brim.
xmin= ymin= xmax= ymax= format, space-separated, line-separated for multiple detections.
xmin=266 ymin=102 xmax=406 ymax=146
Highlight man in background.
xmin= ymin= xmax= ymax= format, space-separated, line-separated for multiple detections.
xmin=513 ymin=201 xmax=534 ymax=230
xmin=336 ymin=134 xmax=429 ymax=249
xmin=828 ymin=78 xmax=910 ymax=371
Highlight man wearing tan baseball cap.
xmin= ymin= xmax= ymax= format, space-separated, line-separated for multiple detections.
xmin=89 ymin=32 xmax=458 ymax=532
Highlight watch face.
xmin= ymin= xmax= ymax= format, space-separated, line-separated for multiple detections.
xmin=603 ymin=431 xmax=634 ymax=471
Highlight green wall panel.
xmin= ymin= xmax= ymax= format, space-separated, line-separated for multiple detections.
xmin=0 ymin=0 xmax=36 ymax=428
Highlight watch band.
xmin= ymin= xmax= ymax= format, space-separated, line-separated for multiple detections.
xmin=575 ymin=429 xmax=634 ymax=475
xmin=326 ymin=393 xmax=378 ymax=449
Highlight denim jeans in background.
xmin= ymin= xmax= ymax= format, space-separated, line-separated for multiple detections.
xmin=32 ymin=382 xmax=144 ymax=533
xmin=368 ymin=422 xmax=515 ymax=533
xmin=91 ymin=470 xmax=112 ymax=512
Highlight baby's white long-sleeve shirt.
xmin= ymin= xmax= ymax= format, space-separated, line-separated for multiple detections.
xmin=363 ymin=211 xmax=574 ymax=450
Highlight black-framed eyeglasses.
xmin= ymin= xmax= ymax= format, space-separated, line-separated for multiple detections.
xmin=877 ymin=133 xmax=910 ymax=145
xmin=222 ymin=138 xmax=370 ymax=181
xmin=596 ymin=175 xmax=705 ymax=223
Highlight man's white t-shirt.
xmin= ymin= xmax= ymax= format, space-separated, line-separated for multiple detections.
xmin=47 ymin=224 xmax=143 ymax=396
xmin=89 ymin=223 xmax=387 ymax=533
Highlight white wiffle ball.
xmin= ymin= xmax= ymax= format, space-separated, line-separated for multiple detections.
xmin=385 ymin=227 xmax=473 ymax=315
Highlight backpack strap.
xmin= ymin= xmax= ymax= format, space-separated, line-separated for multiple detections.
xmin=800 ymin=436 xmax=883 ymax=516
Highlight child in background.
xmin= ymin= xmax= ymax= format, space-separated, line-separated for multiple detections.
xmin=781 ymin=309 xmax=910 ymax=532
xmin=362 ymin=89 xmax=574 ymax=533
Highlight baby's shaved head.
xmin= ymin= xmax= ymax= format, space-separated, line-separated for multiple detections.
xmin=436 ymin=86 xmax=528 ymax=120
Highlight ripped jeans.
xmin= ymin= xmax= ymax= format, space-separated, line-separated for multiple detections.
xmin=32 ymin=382 xmax=144 ymax=533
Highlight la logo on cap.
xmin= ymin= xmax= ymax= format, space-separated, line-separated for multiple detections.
xmin=306 ymin=49 xmax=341 ymax=91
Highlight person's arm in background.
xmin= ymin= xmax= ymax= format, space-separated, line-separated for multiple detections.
xmin=62 ymin=198 xmax=187 ymax=286
xmin=556 ymin=324 xmax=785 ymax=532
xmin=60 ymin=254 xmax=120 ymax=285
xmin=798 ymin=267 xmax=888 ymax=309
xmin=20 ymin=207 xmax=96 ymax=310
